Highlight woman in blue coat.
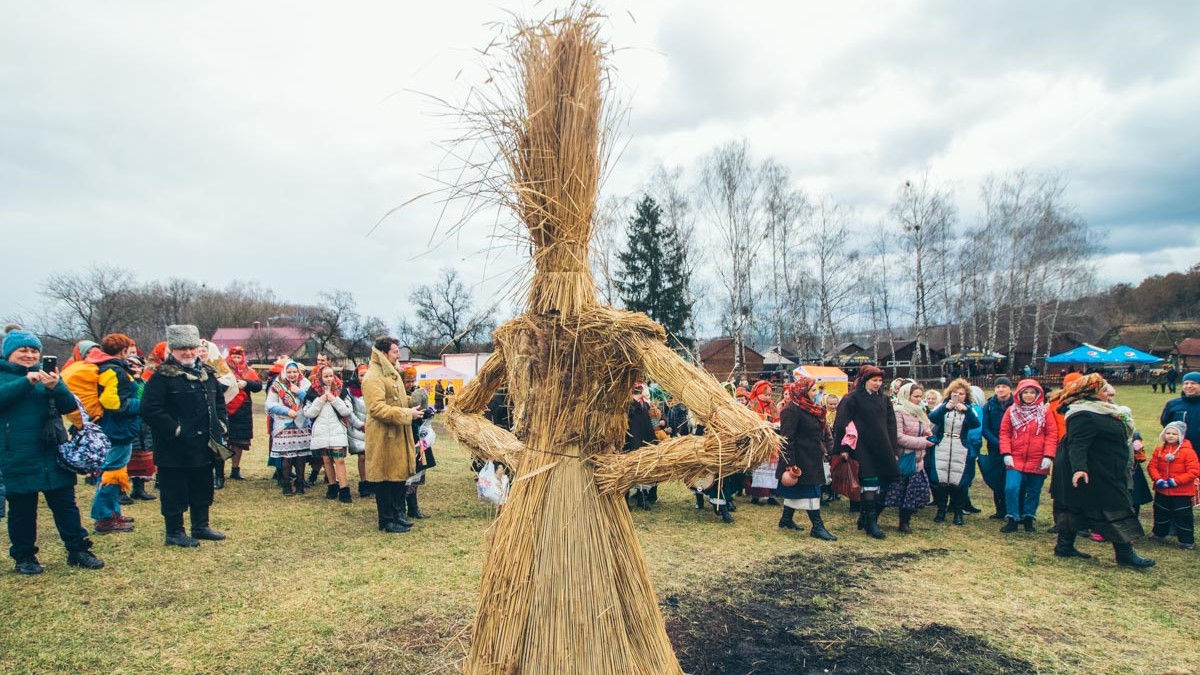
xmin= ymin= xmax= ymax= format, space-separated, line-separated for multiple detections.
xmin=0 ymin=328 xmax=104 ymax=574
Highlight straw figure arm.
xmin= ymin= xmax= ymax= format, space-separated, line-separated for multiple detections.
xmin=444 ymin=351 xmax=526 ymax=466
xmin=593 ymin=339 xmax=781 ymax=495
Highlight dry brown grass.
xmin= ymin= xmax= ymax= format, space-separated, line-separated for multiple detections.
xmin=0 ymin=388 xmax=1197 ymax=673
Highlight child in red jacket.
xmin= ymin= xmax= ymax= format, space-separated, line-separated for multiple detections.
xmin=1148 ymin=421 xmax=1199 ymax=549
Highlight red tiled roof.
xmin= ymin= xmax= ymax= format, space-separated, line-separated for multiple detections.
xmin=211 ymin=326 xmax=311 ymax=355
xmin=1174 ymin=337 xmax=1200 ymax=357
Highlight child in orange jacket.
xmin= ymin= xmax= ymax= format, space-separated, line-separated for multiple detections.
xmin=1148 ymin=421 xmax=1199 ymax=549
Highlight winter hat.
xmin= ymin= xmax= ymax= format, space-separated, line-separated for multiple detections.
xmin=166 ymin=324 xmax=202 ymax=350
xmin=994 ymin=376 xmax=1013 ymax=387
xmin=1183 ymin=372 xmax=1200 ymax=385
xmin=856 ymin=365 xmax=885 ymax=386
xmin=2 ymin=329 xmax=42 ymax=360
xmin=1161 ymin=421 xmax=1187 ymax=442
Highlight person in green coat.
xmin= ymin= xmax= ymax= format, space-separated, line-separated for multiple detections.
xmin=0 ymin=327 xmax=104 ymax=574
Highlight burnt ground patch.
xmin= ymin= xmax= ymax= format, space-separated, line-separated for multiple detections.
xmin=664 ymin=548 xmax=1035 ymax=675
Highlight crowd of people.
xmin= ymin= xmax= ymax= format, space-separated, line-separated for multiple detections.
xmin=0 ymin=324 xmax=440 ymax=574
xmin=622 ymin=363 xmax=1200 ymax=570
xmin=3 ymin=317 xmax=1198 ymax=576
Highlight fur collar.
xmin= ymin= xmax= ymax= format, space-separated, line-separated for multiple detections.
xmin=156 ymin=362 xmax=212 ymax=382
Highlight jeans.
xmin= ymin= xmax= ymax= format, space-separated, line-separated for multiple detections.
xmin=90 ymin=442 xmax=133 ymax=521
xmin=1004 ymin=470 xmax=1046 ymax=520
xmin=6 ymin=485 xmax=91 ymax=560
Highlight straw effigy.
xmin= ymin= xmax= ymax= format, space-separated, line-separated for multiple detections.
xmin=445 ymin=8 xmax=780 ymax=674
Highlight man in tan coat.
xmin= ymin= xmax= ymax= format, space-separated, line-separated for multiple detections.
xmin=363 ymin=337 xmax=421 ymax=533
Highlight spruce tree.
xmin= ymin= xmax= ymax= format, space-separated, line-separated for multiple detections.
xmin=616 ymin=195 xmax=693 ymax=346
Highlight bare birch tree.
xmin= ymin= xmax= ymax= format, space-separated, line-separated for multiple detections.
xmin=890 ymin=173 xmax=957 ymax=365
xmin=699 ymin=140 xmax=764 ymax=378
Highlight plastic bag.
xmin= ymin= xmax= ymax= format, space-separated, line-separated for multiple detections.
xmin=830 ymin=454 xmax=861 ymax=500
xmin=477 ymin=461 xmax=506 ymax=506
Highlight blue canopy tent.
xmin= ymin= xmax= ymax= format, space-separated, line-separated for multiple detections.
xmin=1104 ymin=345 xmax=1163 ymax=364
xmin=1045 ymin=344 xmax=1114 ymax=364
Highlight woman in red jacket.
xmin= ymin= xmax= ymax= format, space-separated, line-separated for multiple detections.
xmin=999 ymin=379 xmax=1059 ymax=533
xmin=1148 ymin=421 xmax=1198 ymax=549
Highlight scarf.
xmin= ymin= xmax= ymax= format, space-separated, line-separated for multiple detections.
xmin=1049 ymin=372 xmax=1106 ymax=407
xmin=787 ymin=377 xmax=825 ymax=419
xmin=310 ymin=370 xmax=344 ymax=400
xmin=1008 ymin=384 xmax=1047 ymax=433
xmin=894 ymin=382 xmax=930 ymax=425
xmin=270 ymin=363 xmax=306 ymax=412
xmin=1065 ymin=399 xmax=1135 ymax=444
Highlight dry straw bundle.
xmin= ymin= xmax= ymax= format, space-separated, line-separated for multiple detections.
xmin=445 ymin=7 xmax=779 ymax=674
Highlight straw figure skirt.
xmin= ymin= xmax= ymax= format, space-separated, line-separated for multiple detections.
xmin=448 ymin=310 xmax=777 ymax=675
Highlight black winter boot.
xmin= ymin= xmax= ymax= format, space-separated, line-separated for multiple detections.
xmin=898 ymin=509 xmax=913 ymax=534
xmin=67 ymin=548 xmax=105 ymax=570
xmin=934 ymin=506 xmax=947 ymax=523
xmin=325 ymin=484 xmax=339 ymax=500
xmin=229 ymin=466 xmax=244 ymax=481
xmin=131 ymin=478 xmax=157 ymax=500
xmin=358 ymin=481 xmax=374 ymax=498
xmin=190 ymin=506 xmax=226 ymax=541
xmin=1022 ymin=516 xmax=1036 ymax=533
xmin=718 ymin=502 xmax=733 ymax=524
xmin=778 ymin=506 xmax=803 ymax=531
xmin=293 ymin=476 xmax=306 ymax=495
xmin=405 ymin=492 xmax=426 ymax=518
xmin=164 ymin=514 xmax=199 ymax=548
xmin=1113 ymin=542 xmax=1155 ymax=569
xmin=1000 ymin=516 xmax=1019 ymax=533
xmin=339 ymin=487 xmax=353 ymax=504
xmin=861 ymin=497 xmax=886 ymax=539
xmin=808 ymin=510 xmax=837 ymax=541
xmin=1054 ymin=532 xmax=1093 ymax=559
xmin=280 ymin=478 xmax=293 ymax=496
xmin=118 ymin=492 xmax=134 ymax=505
xmin=213 ymin=460 xmax=226 ymax=490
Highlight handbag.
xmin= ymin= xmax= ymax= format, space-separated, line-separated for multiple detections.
xmin=209 ymin=436 xmax=235 ymax=461
xmin=56 ymin=395 xmax=111 ymax=475
xmin=898 ymin=451 xmax=917 ymax=477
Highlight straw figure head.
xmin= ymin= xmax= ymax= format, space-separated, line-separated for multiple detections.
xmin=499 ymin=10 xmax=607 ymax=316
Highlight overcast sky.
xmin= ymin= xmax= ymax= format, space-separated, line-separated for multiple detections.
xmin=3 ymin=1 xmax=1198 ymax=333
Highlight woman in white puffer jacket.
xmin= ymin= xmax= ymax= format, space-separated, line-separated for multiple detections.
xmin=304 ymin=366 xmax=354 ymax=503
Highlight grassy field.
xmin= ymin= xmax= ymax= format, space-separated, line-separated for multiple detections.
xmin=1 ymin=386 xmax=1197 ymax=674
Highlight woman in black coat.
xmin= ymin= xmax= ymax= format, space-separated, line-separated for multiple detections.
xmin=141 ymin=326 xmax=230 ymax=549
xmin=832 ymin=365 xmax=900 ymax=539
xmin=1049 ymin=374 xmax=1154 ymax=568
xmin=777 ymin=377 xmax=835 ymax=540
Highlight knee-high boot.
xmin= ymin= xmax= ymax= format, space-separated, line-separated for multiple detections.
xmin=778 ymin=506 xmax=803 ymax=531
xmin=861 ymin=493 xmax=886 ymax=539
xmin=807 ymin=510 xmax=836 ymax=541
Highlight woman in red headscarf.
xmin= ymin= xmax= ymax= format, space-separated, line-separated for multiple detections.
xmin=745 ymin=380 xmax=780 ymax=506
xmin=777 ymin=377 xmax=836 ymax=540
xmin=224 ymin=346 xmax=263 ymax=481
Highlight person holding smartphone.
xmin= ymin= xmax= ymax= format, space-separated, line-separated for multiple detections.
xmin=0 ymin=326 xmax=104 ymax=573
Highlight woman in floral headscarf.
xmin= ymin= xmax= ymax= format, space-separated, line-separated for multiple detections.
xmin=882 ymin=382 xmax=934 ymax=533
xmin=1048 ymin=374 xmax=1154 ymax=568
xmin=777 ymin=377 xmax=836 ymax=540
xmin=265 ymin=362 xmax=311 ymax=496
